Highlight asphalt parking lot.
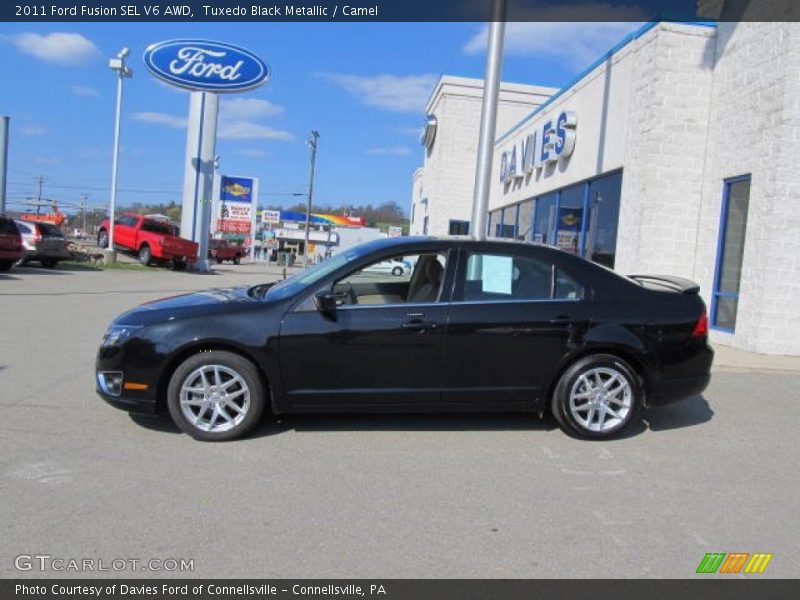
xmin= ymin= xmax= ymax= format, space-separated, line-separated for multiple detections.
xmin=1 ymin=262 xmax=798 ymax=578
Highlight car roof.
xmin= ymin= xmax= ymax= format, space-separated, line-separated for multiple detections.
xmin=363 ymin=235 xmax=568 ymax=254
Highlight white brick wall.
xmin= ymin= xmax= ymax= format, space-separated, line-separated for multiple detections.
xmin=410 ymin=77 xmax=556 ymax=237
xmin=413 ymin=23 xmax=800 ymax=356
xmin=692 ymin=22 xmax=800 ymax=354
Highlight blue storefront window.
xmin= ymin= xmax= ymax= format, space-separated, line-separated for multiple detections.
xmin=711 ymin=175 xmax=751 ymax=333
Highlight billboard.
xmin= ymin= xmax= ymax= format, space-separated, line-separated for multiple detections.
xmin=213 ymin=175 xmax=259 ymax=237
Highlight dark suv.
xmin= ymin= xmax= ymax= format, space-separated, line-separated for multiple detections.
xmin=0 ymin=215 xmax=23 ymax=271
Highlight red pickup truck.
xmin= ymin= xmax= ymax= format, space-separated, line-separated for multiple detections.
xmin=98 ymin=214 xmax=198 ymax=269
xmin=208 ymin=238 xmax=246 ymax=264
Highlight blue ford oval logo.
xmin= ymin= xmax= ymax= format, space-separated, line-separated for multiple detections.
xmin=143 ymin=39 xmax=269 ymax=93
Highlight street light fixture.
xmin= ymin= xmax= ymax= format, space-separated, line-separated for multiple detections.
xmin=105 ymin=47 xmax=133 ymax=263
xmin=303 ymin=130 xmax=320 ymax=269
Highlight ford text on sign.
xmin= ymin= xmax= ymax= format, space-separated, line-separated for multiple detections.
xmin=143 ymin=40 xmax=269 ymax=93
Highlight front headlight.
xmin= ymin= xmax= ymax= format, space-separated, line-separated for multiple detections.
xmin=102 ymin=324 xmax=142 ymax=347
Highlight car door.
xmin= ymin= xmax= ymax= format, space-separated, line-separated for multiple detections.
xmin=441 ymin=245 xmax=588 ymax=411
xmin=114 ymin=215 xmax=138 ymax=249
xmin=278 ymin=247 xmax=454 ymax=411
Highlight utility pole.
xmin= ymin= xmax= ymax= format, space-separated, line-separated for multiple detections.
xmin=303 ymin=130 xmax=320 ymax=269
xmin=470 ymin=0 xmax=506 ymax=241
xmin=80 ymin=194 xmax=89 ymax=237
xmin=36 ymin=176 xmax=46 ymax=215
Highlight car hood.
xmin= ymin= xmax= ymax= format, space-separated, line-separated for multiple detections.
xmin=114 ymin=284 xmax=274 ymax=326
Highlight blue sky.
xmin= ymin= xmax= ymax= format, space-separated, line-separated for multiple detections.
xmin=0 ymin=21 xmax=645 ymax=216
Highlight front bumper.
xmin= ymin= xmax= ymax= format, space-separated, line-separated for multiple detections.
xmin=96 ymin=345 xmax=160 ymax=414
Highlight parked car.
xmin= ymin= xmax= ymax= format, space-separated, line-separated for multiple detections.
xmin=96 ymin=237 xmax=713 ymax=441
xmin=97 ymin=214 xmax=198 ymax=269
xmin=209 ymin=238 xmax=246 ymax=264
xmin=14 ymin=220 xmax=70 ymax=268
xmin=362 ymin=257 xmax=411 ymax=276
xmin=0 ymin=215 xmax=23 ymax=272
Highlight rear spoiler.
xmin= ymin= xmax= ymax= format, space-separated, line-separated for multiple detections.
xmin=628 ymin=274 xmax=700 ymax=295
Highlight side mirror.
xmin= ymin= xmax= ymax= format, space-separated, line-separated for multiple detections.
xmin=314 ymin=291 xmax=338 ymax=321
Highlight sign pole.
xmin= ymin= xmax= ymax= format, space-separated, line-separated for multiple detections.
xmin=470 ymin=0 xmax=506 ymax=241
xmin=181 ymin=91 xmax=218 ymax=273
xmin=0 ymin=116 xmax=8 ymax=215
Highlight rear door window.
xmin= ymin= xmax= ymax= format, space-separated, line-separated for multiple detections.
xmin=456 ymin=251 xmax=584 ymax=302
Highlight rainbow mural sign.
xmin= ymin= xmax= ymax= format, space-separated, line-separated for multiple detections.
xmin=278 ymin=211 xmax=365 ymax=227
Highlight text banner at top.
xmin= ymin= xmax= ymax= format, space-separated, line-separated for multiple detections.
xmin=3 ymin=0 xmax=798 ymax=23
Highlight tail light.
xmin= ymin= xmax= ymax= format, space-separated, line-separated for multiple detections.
xmin=33 ymin=227 xmax=42 ymax=243
xmin=692 ymin=309 xmax=709 ymax=337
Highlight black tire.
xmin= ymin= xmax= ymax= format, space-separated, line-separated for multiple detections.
xmin=216 ymin=257 xmax=223 ymax=264
xmin=0 ymin=259 xmax=14 ymax=272
xmin=233 ymin=255 xmax=241 ymax=265
xmin=172 ymin=259 xmax=187 ymax=271
xmin=167 ymin=351 xmax=265 ymax=441
xmin=138 ymin=244 xmax=152 ymax=266
xmin=392 ymin=266 xmax=403 ymax=276
xmin=41 ymin=259 xmax=58 ymax=269
xmin=97 ymin=230 xmax=109 ymax=249
xmin=551 ymin=353 xmax=641 ymax=439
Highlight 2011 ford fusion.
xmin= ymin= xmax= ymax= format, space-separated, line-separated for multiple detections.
xmin=96 ymin=237 xmax=713 ymax=441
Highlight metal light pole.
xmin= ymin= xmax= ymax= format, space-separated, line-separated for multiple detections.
xmin=0 ymin=116 xmax=9 ymax=215
xmin=106 ymin=47 xmax=133 ymax=263
xmin=303 ymin=130 xmax=320 ymax=268
xmin=470 ymin=0 xmax=506 ymax=241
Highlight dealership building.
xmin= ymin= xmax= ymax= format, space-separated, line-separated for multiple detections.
xmin=410 ymin=20 xmax=800 ymax=356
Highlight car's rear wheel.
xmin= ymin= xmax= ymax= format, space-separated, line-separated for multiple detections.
xmin=167 ymin=351 xmax=265 ymax=441
xmin=551 ymin=354 xmax=641 ymax=439
xmin=138 ymin=244 xmax=152 ymax=266
xmin=172 ymin=258 xmax=187 ymax=271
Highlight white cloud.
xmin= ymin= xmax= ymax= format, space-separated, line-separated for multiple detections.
xmin=221 ymin=97 xmax=284 ymax=120
xmin=21 ymin=125 xmax=47 ymax=136
xmin=318 ymin=73 xmax=438 ymax=113
xmin=133 ymin=102 xmax=293 ymax=141
xmin=235 ymin=148 xmax=271 ymax=158
xmin=463 ymin=7 xmax=647 ymax=69
xmin=132 ymin=112 xmax=187 ymax=128
xmin=396 ymin=126 xmax=424 ymax=137
xmin=365 ymin=146 xmax=412 ymax=156
xmin=71 ymin=85 xmax=99 ymax=97
xmin=218 ymin=121 xmax=293 ymax=141
xmin=10 ymin=32 xmax=99 ymax=65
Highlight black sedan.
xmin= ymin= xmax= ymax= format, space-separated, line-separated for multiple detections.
xmin=96 ymin=237 xmax=713 ymax=441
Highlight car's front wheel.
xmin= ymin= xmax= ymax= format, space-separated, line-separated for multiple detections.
xmin=392 ymin=266 xmax=403 ymax=276
xmin=551 ymin=354 xmax=641 ymax=439
xmin=167 ymin=351 xmax=265 ymax=441
xmin=97 ymin=230 xmax=109 ymax=249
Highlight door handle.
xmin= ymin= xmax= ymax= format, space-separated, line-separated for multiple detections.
xmin=549 ymin=316 xmax=573 ymax=324
xmin=402 ymin=320 xmax=438 ymax=331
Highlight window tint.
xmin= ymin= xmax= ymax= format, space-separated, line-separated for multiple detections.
xmin=141 ymin=219 xmax=174 ymax=234
xmin=334 ymin=252 xmax=447 ymax=306
xmin=0 ymin=218 xmax=18 ymax=235
xmin=457 ymin=252 xmax=583 ymax=302
xmin=13 ymin=221 xmax=31 ymax=234
xmin=117 ymin=215 xmax=138 ymax=227
xmin=37 ymin=223 xmax=63 ymax=237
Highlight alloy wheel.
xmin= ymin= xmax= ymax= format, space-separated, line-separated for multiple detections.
xmin=568 ymin=366 xmax=632 ymax=433
xmin=179 ymin=364 xmax=251 ymax=433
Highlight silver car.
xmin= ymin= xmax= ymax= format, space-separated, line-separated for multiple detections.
xmin=14 ymin=220 xmax=69 ymax=268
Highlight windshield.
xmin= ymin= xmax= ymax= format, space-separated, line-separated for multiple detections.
xmin=263 ymin=251 xmax=360 ymax=300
